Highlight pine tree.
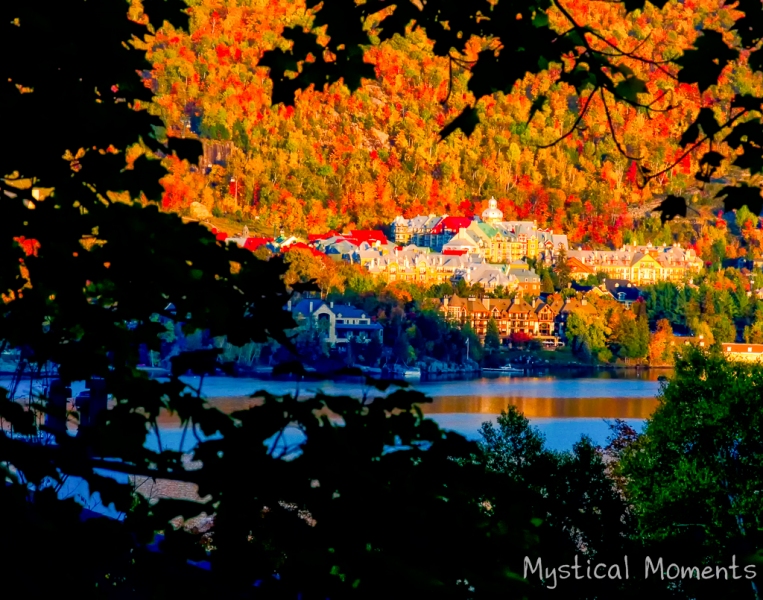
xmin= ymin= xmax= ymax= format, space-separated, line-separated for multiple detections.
xmin=485 ymin=317 xmax=501 ymax=351
xmin=541 ymin=271 xmax=555 ymax=293
xmin=554 ymin=247 xmax=572 ymax=290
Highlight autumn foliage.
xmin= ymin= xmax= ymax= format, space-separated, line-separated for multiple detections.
xmin=135 ymin=0 xmax=753 ymax=243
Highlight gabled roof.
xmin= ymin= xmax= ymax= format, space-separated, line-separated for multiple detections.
xmin=509 ymin=267 xmax=540 ymax=283
xmin=332 ymin=304 xmax=368 ymax=319
xmin=347 ymin=230 xmax=388 ymax=245
xmin=560 ymin=298 xmax=598 ymax=315
xmin=308 ymin=231 xmax=338 ymax=241
xmin=475 ymin=222 xmax=499 ymax=238
xmin=243 ymin=237 xmax=272 ymax=251
xmin=431 ymin=216 xmax=472 ymax=234
xmin=602 ymin=278 xmax=641 ymax=301
xmin=291 ymin=300 xmax=368 ymax=319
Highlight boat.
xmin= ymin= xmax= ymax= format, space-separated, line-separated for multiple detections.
xmin=482 ymin=365 xmax=525 ymax=373
xmin=391 ymin=365 xmax=422 ymax=379
xmin=357 ymin=365 xmax=383 ymax=376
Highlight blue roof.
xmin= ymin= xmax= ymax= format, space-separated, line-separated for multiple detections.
xmin=604 ymin=279 xmax=640 ymax=300
xmin=332 ymin=304 xmax=366 ymax=318
xmin=336 ymin=323 xmax=383 ymax=331
xmin=291 ymin=300 xmax=367 ymax=319
xmin=292 ymin=299 xmax=328 ymax=316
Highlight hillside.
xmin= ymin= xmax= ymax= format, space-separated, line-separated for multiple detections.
xmin=138 ymin=0 xmax=755 ymax=249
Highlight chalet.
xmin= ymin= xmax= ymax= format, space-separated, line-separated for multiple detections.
xmin=508 ymin=264 xmax=541 ymax=294
xmin=290 ymin=300 xmax=383 ymax=346
xmin=451 ymin=264 xmax=517 ymax=292
xmin=721 ymin=343 xmax=763 ymax=363
xmin=555 ymin=297 xmax=598 ymax=337
xmin=566 ymin=242 xmax=702 ymax=285
xmin=441 ymin=295 xmax=557 ymax=342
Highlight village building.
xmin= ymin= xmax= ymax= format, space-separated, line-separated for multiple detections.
xmin=555 ymin=297 xmax=598 ymax=338
xmin=451 ymin=264 xmax=519 ymax=293
xmin=363 ymin=247 xmax=477 ymax=285
xmin=565 ymin=242 xmax=702 ymax=285
xmin=507 ymin=261 xmax=541 ymax=294
xmin=290 ymin=299 xmax=383 ymax=346
xmin=440 ymin=295 xmax=557 ymax=342
xmin=721 ymin=342 xmax=763 ymax=363
xmin=390 ymin=197 xmax=568 ymax=262
xmin=573 ymin=278 xmax=642 ymax=308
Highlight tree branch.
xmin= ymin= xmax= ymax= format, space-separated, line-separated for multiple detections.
xmin=535 ymin=88 xmax=598 ymax=149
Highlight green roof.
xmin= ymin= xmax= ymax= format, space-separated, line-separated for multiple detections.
xmin=476 ymin=222 xmax=499 ymax=238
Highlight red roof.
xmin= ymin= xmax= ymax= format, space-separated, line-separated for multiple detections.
xmin=347 ymin=230 xmax=387 ymax=245
xmin=442 ymin=249 xmax=467 ymax=256
xmin=283 ymin=242 xmax=325 ymax=258
xmin=216 ymin=232 xmax=228 ymax=242
xmin=308 ymin=231 xmax=338 ymax=241
xmin=431 ymin=216 xmax=471 ymax=234
xmin=243 ymin=237 xmax=272 ymax=251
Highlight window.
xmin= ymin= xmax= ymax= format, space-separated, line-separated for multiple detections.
xmin=727 ymin=346 xmax=732 ymax=351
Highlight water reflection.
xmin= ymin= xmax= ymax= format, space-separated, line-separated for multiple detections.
xmin=195 ymin=395 xmax=660 ymax=420
xmin=420 ymin=396 xmax=659 ymax=418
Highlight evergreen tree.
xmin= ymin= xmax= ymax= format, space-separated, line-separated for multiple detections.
xmin=541 ymin=271 xmax=555 ymax=293
xmin=554 ymin=247 xmax=572 ymax=291
xmin=485 ymin=317 xmax=501 ymax=351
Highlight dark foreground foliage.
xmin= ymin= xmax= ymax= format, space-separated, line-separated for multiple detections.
xmin=1 ymin=1 xmax=763 ymax=598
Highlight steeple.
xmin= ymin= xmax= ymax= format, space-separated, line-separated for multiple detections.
xmin=481 ymin=196 xmax=503 ymax=224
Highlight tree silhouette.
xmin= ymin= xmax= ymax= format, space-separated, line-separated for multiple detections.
xmin=0 ymin=2 xmax=540 ymax=597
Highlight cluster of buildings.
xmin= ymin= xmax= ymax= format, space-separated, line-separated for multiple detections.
xmin=566 ymin=243 xmax=703 ymax=286
xmin=391 ymin=198 xmax=569 ymax=264
xmin=440 ymin=278 xmax=646 ymax=344
xmin=215 ymin=196 xmax=703 ymax=294
xmin=288 ymin=298 xmax=383 ymax=346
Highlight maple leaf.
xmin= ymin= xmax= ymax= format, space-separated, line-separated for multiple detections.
xmin=732 ymin=94 xmax=763 ymax=113
xmin=526 ymin=95 xmax=548 ymax=126
xmin=716 ymin=184 xmax=763 ymax=215
xmin=141 ymin=0 xmax=191 ymax=31
xmin=680 ymin=107 xmax=721 ymax=147
xmin=166 ymin=138 xmax=202 ymax=164
xmin=438 ymin=106 xmax=480 ymax=141
xmin=676 ymin=30 xmax=739 ymax=93
xmin=654 ymin=195 xmax=687 ymax=224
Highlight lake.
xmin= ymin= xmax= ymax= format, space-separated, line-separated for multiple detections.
xmin=0 ymin=370 xmax=665 ymax=451
xmin=167 ymin=369 xmax=665 ymax=452
xmin=1 ymin=369 xmax=666 ymax=517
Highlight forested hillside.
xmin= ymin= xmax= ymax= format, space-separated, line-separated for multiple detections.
xmin=138 ymin=0 xmax=757 ymax=245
